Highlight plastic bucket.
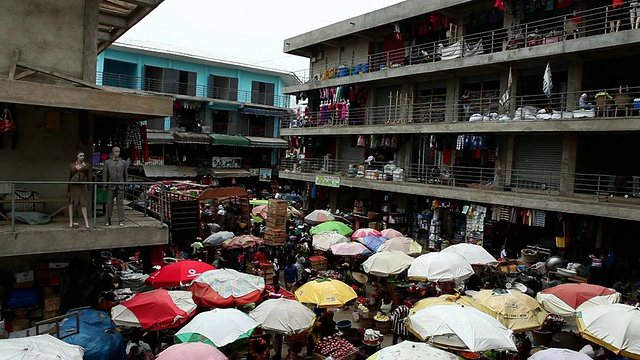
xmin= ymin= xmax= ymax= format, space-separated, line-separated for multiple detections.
xmin=338 ymin=66 xmax=349 ymax=78
xmin=336 ymin=319 xmax=352 ymax=330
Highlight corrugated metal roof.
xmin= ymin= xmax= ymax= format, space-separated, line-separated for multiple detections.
xmin=142 ymin=165 xmax=197 ymax=178
xmin=98 ymin=0 xmax=164 ymax=54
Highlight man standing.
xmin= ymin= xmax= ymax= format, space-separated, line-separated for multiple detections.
xmin=284 ymin=261 xmax=298 ymax=291
xmin=103 ymin=146 xmax=128 ymax=226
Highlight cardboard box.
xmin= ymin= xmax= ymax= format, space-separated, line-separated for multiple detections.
xmin=44 ymin=295 xmax=60 ymax=312
xmin=13 ymin=281 xmax=34 ymax=289
xmin=15 ymin=270 xmax=34 ymax=283
xmin=28 ymin=308 xmax=43 ymax=319
xmin=44 ymin=310 xmax=58 ymax=320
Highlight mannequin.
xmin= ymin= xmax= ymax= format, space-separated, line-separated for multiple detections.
xmin=68 ymin=151 xmax=91 ymax=229
xmin=631 ymin=0 xmax=640 ymax=29
xmin=610 ymin=0 xmax=624 ymax=33
xmin=103 ymin=146 xmax=128 ymax=226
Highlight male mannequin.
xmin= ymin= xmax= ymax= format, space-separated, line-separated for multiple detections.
xmin=103 ymin=146 xmax=128 ymax=226
xmin=69 ymin=151 xmax=91 ymax=229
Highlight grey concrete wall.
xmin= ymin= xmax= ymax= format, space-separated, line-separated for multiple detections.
xmin=0 ymin=0 xmax=91 ymax=82
xmin=311 ymin=41 xmax=370 ymax=77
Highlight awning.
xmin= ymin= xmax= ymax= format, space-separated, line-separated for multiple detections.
xmin=209 ymin=133 xmax=250 ymax=146
xmin=244 ymin=136 xmax=289 ymax=148
xmin=172 ymin=132 xmax=211 ymax=144
xmin=142 ymin=165 xmax=197 ymax=178
xmin=240 ymin=106 xmax=292 ymax=117
xmin=147 ymin=132 xmax=174 ymax=144
xmin=211 ymin=169 xmax=252 ymax=178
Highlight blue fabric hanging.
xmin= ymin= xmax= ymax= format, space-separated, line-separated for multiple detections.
xmin=311 ymin=185 xmax=318 ymax=199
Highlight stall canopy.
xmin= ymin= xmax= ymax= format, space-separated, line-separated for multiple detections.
xmin=209 ymin=133 xmax=250 ymax=146
xmin=244 ymin=136 xmax=289 ymax=148
xmin=147 ymin=131 xmax=174 ymax=145
xmin=173 ymin=132 xmax=211 ymax=144
xmin=143 ymin=165 xmax=197 ymax=178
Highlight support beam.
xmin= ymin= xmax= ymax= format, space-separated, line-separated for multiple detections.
xmin=13 ymin=70 xmax=36 ymax=81
xmin=98 ymin=12 xmax=128 ymax=28
xmin=117 ymin=0 xmax=161 ymax=7
xmin=8 ymin=49 xmax=20 ymax=80
xmin=98 ymin=31 xmax=112 ymax=42
xmin=16 ymin=62 xmax=105 ymax=90
xmin=98 ymin=7 xmax=155 ymax=53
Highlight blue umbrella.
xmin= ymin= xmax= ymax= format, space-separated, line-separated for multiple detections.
xmin=203 ymin=231 xmax=235 ymax=246
xmin=283 ymin=193 xmax=304 ymax=202
xmin=361 ymin=236 xmax=388 ymax=252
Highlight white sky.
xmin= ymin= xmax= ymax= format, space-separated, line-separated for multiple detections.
xmin=119 ymin=0 xmax=404 ymax=73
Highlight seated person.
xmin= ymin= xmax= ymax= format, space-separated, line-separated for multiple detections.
xmin=579 ymin=93 xmax=596 ymax=110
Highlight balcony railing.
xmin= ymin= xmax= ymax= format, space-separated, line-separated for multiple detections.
xmin=0 ymin=179 xmax=163 ymax=232
xmin=96 ymin=71 xmax=292 ymax=108
xmin=292 ymin=4 xmax=618 ymax=83
xmin=283 ymin=85 xmax=639 ymax=128
xmin=280 ymin=157 xmax=640 ymax=202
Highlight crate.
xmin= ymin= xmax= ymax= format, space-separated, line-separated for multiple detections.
xmin=266 ymin=218 xmax=286 ymax=229
xmin=264 ymin=227 xmax=287 ymax=246
xmin=309 ymin=256 xmax=327 ymax=270
xmin=44 ymin=295 xmax=60 ymax=312
xmin=286 ymin=330 xmax=310 ymax=347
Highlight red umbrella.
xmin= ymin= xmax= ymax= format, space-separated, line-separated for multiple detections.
xmin=146 ymin=260 xmax=216 ymax=288
xmin=352 ymin=228 xmax=382 ymax=239
xmin=111 ymin=289 xmax=197 ymax=330
xmin=190 ymin=269 xmax=265 ymax=308
xmin=536 ymin=283 xmax=621 ymax=316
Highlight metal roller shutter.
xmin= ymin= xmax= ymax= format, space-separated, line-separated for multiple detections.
xmin=513 ymin=135 xmax=563 ymax=191
xmin=337 ymin=136 xmax=365 ymax=170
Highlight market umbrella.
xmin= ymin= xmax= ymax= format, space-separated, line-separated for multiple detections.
xmin=359 ymin=235 xmax=388 ymax=251
xmin=536 ymin=283 xmax=621 ymax=317
xmin=362 ymin=250 xmax=414 ymax=277
xmin=471 ymin=289 xmax=548 ymax=332
xmin=407 ymin=304 xmax=517 ymax=352
xmin=407 ymin=252 xmax=474 ymax=283
xmin=251 ymin=205 xmax=269 ymax=219
xmin=441 ymin=243 xmax=497 ymax=265
xmin=330 ymin=242 xmax=371 ymax=256
xmin=576 ymin=303 xmax=640 ymax=359
xmin=157 ymin=342 xmax=228 ymax=360
xmin=221 ymin=235 xmax=263 ymax=249
xmin=145 ymin=260 xmax=216 ymax=288
xmin=377 ymin=236 xmax=422 ymax=255
xmin=0 ymin=334 xmax=84 ymax=360
xmin=175 ymin=308 xmax=259 ymax=348
xmin=295 ymin=278 xmax=357 ymax=308
xmin=203 ymin=231 xmax=235 ymax=246
xmin=283 ymin=193 xmax=304 ymax=202
xmin=189 ymin=269 xmax=265 ymax=308
xmin=352 ymin=228 xmax=382 ymax=239
xmin=312 ymin=231 xmax=350 ymax=252
xmin=310 ymin=221 xmax=354 ymax=236
xmin=380 ymin=228 xmax=403 ymax=239
xmin=304 ymin=209 xmax=335 ymax=225
xmin=528 ymin=348 xmax=592 ymax=360
xmin=249 ymin=298 xmax=317 ymax=335
xmin=249 ymin=199 xmax=269 ymax=206
xmin=111 ymin=289 xmax=197 ymax=330
xmin=366 ymin=341 xmax=460 ymax=360
xmin=409 ymin=295 xmax=479 ymax=317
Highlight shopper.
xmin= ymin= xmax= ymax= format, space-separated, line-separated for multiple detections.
xmin=589 ymin=249 xmax=605 ymax=286
xmin=391 ymin=304 xmax=409 ymax=344
xmin=284 ymin=261 xmax=298 ymax=291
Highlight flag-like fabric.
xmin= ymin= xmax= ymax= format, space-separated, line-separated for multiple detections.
xmin=543 ymin=62 xmax=553 ymax=98
xmin=499 ymin=65 xmax=512 ymax=107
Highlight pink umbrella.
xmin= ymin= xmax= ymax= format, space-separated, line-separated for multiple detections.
xmin=330 ymin=242 xmax=370 ymax=256
xmin=157 ymin=342 xmax=228 ymax=360
xmin=352 ymin=228 xmax=382 ymax=239
xmin=381 ymin=229 xmax=403 ymax=239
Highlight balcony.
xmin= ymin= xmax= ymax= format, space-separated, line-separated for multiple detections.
xmin=97 ymin=72 xmax=292 ymax=108
xmin=0 ymin=180 xmax=168 ymax=258
xmin=286 ymin=5 xmax=640 ymax=92
xmin=281 ymin=86 xmax=640 ymax=135
xmin=279 ymin=157 xmax=640 ymax=221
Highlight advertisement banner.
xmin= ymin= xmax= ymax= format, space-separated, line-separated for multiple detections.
xmin=315 ymin=175 xmax=340 ymax=188
xmin=259 ymin=168 xmax=272 ymax=182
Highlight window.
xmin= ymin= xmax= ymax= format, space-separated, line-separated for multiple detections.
xmin=251 ymin=81 xmax=275 ymax=106
xmin=143 ymin=66 xmax=196 ymax=96
xmin=208 ymin=75 xmax=238 ymax=101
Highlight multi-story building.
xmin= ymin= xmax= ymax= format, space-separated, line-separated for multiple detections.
xmin=95 ymin=42 xmax=298 ymax=184
xmin=279 ymin=0 xmax=640 ymax=271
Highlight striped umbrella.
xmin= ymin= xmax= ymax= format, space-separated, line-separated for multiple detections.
xmin=175 ymin=308 xmax=258 ymax=348
xmin=111 ymin=289 xmax=197 ymax=330
xmin=304 ymin=209 xmax=335 ymax=225
xmin=221 ymin=235 xmax=263 ymax=249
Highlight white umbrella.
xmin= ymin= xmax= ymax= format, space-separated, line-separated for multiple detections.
xmin=0 ymin=334 xmax=84 ymax=360
xmin=577 ymin=303 xmax=640 ymax=358
xmin=367 ymin=341 xmax=459 ymax=360
xmin=441 ymin=243 xmax=497 ymax=265
xmin=304 ymin=209 xmax=335 ymax=225
xmin=380 ymin=229 xmax=403 ymax=239
xmin=249 ymin=298 xmax=317 ymax=335
xmin=175 ymin=308 xmax=259 ymax=348
xmin=408 ymin=304 xmax=517 ymax=352
xmin=312 ymin=231 xmax=350 ymax=251
xmin=203 ymin=231 xmax=235 ymax=246
xmin=362 ymin=251 xmax=414 ymax=277
xmin=408 ymin=252 xmax=473 ymax=283
xmin=528 ymin=348 xmax=592 ymax=360
xmin=377 ymin=236 xmax=422 ymax=255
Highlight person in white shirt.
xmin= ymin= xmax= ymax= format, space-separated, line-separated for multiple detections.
xmin=579 ymin=343 xmax=604 ymax=359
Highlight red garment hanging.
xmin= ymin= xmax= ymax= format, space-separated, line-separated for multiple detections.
xmin=494 ymin=0 xmax=505 ymax=11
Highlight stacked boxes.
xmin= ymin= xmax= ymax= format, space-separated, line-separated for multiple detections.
xmin=258 ymin=261 xmax=275 ymax=285
xmin=264 ymin=228 xmax=287 ymax=246
xmin=309 ymin=255 xmax=327 ymax=270
xmin=264 ymin=199 xmax=288 ymax=246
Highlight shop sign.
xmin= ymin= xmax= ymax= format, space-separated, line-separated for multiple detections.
xmin=259 ymin=168 xmax=272 ymax=182
xmin=315 ymin=175 xmax=340 ymax=188
xmin=211 ymin=156 xmax=241 ymax=168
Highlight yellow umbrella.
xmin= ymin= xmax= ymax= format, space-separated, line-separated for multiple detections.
xmin=471 ymin=289 xmax=548 ymax=332
xmin=409 ymin=294 xmax=479 ymax=317
xmin=294 ymin=278 xmax=357 ymax=308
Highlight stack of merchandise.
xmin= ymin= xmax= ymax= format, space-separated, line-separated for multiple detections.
xmin=264 ymin=199 xmax=287 ymax=246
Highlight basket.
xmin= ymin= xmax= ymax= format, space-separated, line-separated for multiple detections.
xmin=360 ymin=317 xmax=374 ymax=329
xmin=2 ymin=188 xmax=44 ymax=212
xmin=374 ymin=320 xmax=391 ymax=334
xmin=521 ymin=249 xmax=538 ymax=263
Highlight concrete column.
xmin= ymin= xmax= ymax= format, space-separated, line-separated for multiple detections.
xmin=445 ymin=77 xmax=460 ymax=122
xmin=504 ymin=134 xmax=516 ymax=186
xmin=560 ymin=134 xmax=578 ymax=195
xmin=508 ymin=69 xmax=519 ymax=116
xmin=328 ymin=187 xmax=339 ymax=213
xmin=566 ymin=59 xmax=583 ymax=111
xmin=82 ymin=0 xmax=98 ymax=83
xmin=596 ymin=217 xmax=605 ymax=249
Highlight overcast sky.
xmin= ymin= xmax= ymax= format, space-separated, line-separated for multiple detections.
xmin=119 ymin=0 xmax=404 ymax=73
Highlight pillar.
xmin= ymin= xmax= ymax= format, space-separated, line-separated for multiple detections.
xmin=566 ymin=59 xmax=584 ymax=111
xmin=560 ymin=134 xmax=578 ymax=195
xmin=445 ymin=77 xmax=460 ymax=122
xmin=504 ymin=134 xmax=516 ymax=186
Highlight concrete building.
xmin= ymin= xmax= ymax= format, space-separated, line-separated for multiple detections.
xmin=279 ymin=0 xmax=640 ymax=268
xmin=96 ymin=42 xmax=298 ymax=182
xmin=0 ymin=0 xmax=172 ymax=261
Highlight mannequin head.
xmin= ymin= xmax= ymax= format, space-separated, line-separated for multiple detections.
xmin=76 ymin=151 xmax=85 ymax=163
xmin=111 ymin=147 xmax=121 ymax=160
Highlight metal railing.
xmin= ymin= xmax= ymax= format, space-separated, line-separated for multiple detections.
xmin=0 ymin=179 xmax=163 ymax=232
xmin=283 ymin=84 xmax=639 ymax=128
xmin=292 ymin=4 xmax=619 ymax=83
xmin=96 ymin=71 xmax=293 ymax=108
xmin=280 ymin=157 xmax=640 ymax=202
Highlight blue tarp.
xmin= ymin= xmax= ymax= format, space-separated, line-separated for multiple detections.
xmin=59 ymin=309 xmax=125 ymax=360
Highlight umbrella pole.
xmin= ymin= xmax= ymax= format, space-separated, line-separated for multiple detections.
xmin=276 ymin=333 xmax=283 ymax=360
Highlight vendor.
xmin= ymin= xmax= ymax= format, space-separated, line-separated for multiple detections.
xmin=379 ymin=292 xmax=393 ymax=316
xmin=579 ymin=93 xmax=596 ymax=110
xmin=319 ymin=311 xmax=336 ymax=338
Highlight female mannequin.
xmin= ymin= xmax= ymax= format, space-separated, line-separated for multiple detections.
xmin=69 ymin=151 xmax=92 ymax=228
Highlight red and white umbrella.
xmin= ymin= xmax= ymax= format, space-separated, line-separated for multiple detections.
xmin=380 ymin=228 xmax=403 ymax=239
xmin=251 ymin=205 xmax=269 ymax=219
xmin=536 ymin=283 xmax=621 ymax=316
xmin=330 ymin=242 xmax=370 ymax=256
xmin=304 ymin=209 xmax=335 ymax=225
xmin=190 ymin=269 xmax=265 ymax=308
xmin=111 ymin=289 xmax=197 ymax=330
xmin=221 ymin=235 xmax=263 ymax=249
xmin=146 ymin=260 xmax=216 ymax=288
xmin=351 ymin=228 xmax=382 ymax=240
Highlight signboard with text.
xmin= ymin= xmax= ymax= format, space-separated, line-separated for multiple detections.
xmin=315 ymin=175 xmax=341 ymax=188
xmin=259 ymin=168 xmax=272 ymax=182
xmin=211 ymin=157 xmax=241 ymax=168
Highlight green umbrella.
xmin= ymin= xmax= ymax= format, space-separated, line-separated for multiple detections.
xmin=250 ymin=199 xmax=269 ymax=206
xmin=310 ymin=221 xmax=353 ymax=236
xmin=251 ymin=214 xmax=263 ymax=223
